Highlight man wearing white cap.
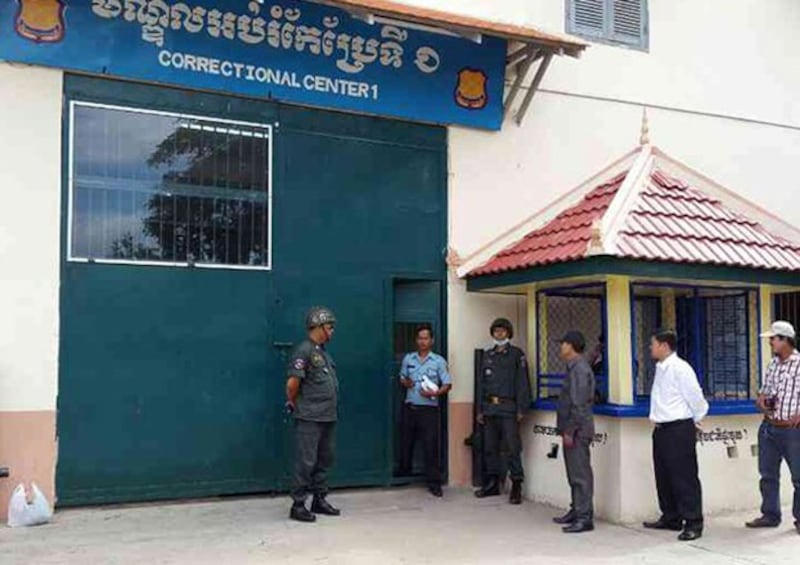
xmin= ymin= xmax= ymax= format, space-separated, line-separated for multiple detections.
xmin=746 ymin=321 xmax=800 ymax=535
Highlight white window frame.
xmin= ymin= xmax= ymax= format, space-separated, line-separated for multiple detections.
xmin=67 ymin=100 xmax=274 ymax=271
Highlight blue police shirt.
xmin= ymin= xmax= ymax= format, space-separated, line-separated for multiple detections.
xmin=400 ymin=352 xmax=452 ymax=407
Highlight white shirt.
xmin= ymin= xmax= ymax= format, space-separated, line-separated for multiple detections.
xmin=649 ymin=353 xmax=709 ymax=424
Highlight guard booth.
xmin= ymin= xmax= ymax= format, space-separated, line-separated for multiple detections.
xmin=462 ymin=141 xmax=800 ymax=522
xmin=0 ymin=0 xmax=586 ymax=508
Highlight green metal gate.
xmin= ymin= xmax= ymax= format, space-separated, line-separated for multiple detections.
xmin=57 ymin=75 xmax=447 ymax=506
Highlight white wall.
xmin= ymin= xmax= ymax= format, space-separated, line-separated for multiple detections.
xmin=395 ymin=0 xmax=800 ymax=126
xmin=450 ymin=98 xmax=800 ymax=257
xmin=0 ymin=64 xmax=63 ymax=412
xmin=524 ymin=412 xmax=794 ymax=523
xmin=436 ymin=0 xmax=800 ymax=257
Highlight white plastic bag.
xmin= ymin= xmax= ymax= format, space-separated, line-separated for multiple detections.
xmin=7 ymin=483 xmax=53 ymax=528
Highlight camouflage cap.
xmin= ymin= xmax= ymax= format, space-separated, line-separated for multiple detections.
xmin=306 ymin=306 xmax=336 ymax=329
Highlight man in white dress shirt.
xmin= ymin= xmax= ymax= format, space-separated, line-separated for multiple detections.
xmin=643 ymin=329 xmax=709 ymax=541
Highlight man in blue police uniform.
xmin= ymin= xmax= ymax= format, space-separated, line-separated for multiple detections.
xmin=286 ymin=306 xmax=340 ymax=523
xmin=475 ymin=318 xmax=532 ymax=505
xmin=399 ymin=323 xmax=452 ymax=497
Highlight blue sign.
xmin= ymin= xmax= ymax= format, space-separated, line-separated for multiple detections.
xmin=0 ymin=0 xmax=507 ymax=129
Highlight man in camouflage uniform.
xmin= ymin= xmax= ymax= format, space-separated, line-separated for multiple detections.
xmin=286 ymin=307 xmax=340 ymax=523
xmin=475 ymin=318 xmax=532 ymax=505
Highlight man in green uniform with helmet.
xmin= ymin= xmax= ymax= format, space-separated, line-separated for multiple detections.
xmin=286 ymin=306 xmax=341 ymax=523
xmin=475 ymin=317 xmax=532 ymax=505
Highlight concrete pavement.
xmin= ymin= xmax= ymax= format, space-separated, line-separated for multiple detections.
xmin=0 ymin=488 xmax=797 ymax=564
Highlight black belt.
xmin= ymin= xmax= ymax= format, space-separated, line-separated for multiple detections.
xmin=654 ymin=418 xmax=694 ymax=429
xmin=485 ymin=395 xmax=515 ymax=406
xmin=405 ymin=403 xmax=438 ymax=410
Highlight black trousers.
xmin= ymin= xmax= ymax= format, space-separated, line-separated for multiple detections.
xmin=400 ymin=404 xmax=441 ymax=487
xmin=484 ymin=415 xmax=524 ymax=482
xmin=653 ymin=419 xmax=703 ymax=530
xmin=291 ymin=419 xmax=336 ymax=504
xmin=565 ymin=436 xmax=594 ymax=521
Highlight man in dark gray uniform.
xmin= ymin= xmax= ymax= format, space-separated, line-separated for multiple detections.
xmin=475 ymin=318 xmax=531 ymax=505
xmin=553 ymin=331 xmax=596 ymax=533
xmin=286 ymin=306 xmax=340 ymax=523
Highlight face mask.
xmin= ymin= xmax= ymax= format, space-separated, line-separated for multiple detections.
xmin=493 ymin=338 xmax=510 ymax=347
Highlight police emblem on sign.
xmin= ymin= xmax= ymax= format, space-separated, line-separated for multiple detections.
xmin=455 ymin=68 xmax=488 ymax=110
xmin=15 ymin=0 xmax=66 ymax=43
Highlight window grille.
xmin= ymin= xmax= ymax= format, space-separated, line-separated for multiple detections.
xmin=774 ymin=292 xmax=800 ymax=330
xmin=68 ymin=102 xmax=272 ymax=269
xmin=631 ymin=284 xmax=758 ymax=402
xmin=536 ymin=284 xmax=607 ymax=402
xmin=633 ymin=296 xmax=660 ymax=397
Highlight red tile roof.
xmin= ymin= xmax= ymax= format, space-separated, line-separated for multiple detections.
xmin=616 ymin=170 xmax=800 ymax=271
xmin=470 ymin=168 xmax=800 ymax=276
xmin=470 ymin=173 xmax=625 ymax=276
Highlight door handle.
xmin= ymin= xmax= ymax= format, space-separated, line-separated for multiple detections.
xmin=273 ymin=342 xmax=294 ymax=361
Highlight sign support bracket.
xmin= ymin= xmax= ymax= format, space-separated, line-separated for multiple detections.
xmin=504 ymin=43 xmax=557 ymax=126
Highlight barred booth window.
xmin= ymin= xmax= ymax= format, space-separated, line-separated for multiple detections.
xmin=633 ymin=295 xmax=660 ymax=397
xmin=631 ymin=284 xmax=759 ymax=402
xmin=68 ymin=102 xmax=272 ymax=268
xmin=774 ymin=292 xmax=800 ymax=329
xmin=536 ymin=284 xmax=607 ymax=402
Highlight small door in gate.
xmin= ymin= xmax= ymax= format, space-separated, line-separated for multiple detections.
xmin=391 ymin=280 xmax=445 ymax=481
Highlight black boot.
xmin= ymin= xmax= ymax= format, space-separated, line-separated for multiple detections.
xmin=553 ymin=510 xmax=576 ymax=525
xmin=290 ymin=502 xmax=316 ymax=523
xmin=311 ymin=496 xmax=341 ymax=516
xmin=563 ymin=520 xmax=594 ymax=534
xmin=509 ymin=480 xmax=523 ymax=505
xmin=428 ymin=484 xmax=443 ymax=498
xmin=474 ymin=476 xmax=500 ymax=498
xmin=643 ymin=518 xmax=683 ymax=531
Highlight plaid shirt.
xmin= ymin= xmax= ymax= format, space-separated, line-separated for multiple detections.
xmin=760 ymin=350 xmax=800 ymax=421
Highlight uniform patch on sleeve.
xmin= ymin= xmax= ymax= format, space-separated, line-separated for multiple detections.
xmin=292 ymin=358 xmax=307 ymax=371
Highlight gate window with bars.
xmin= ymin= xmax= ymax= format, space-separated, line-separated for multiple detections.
xmin=536 ymin=284 xmax=607 ymax=403
xmin=68 ymin=102 xmax=272 ymax=269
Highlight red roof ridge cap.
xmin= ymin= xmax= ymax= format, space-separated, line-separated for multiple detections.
xmin=602 ymin=145 xmax=656 ymax=255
